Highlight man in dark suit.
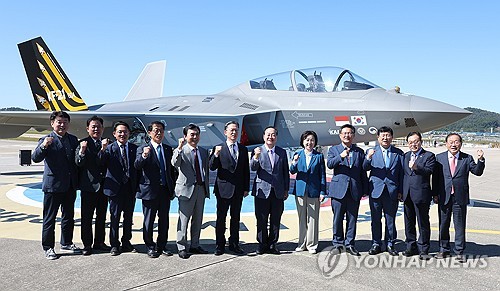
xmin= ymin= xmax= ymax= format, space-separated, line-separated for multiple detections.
xmin=402 ymin=132 xmax=436 ymax=260
xmin=434 ymin=133 xmax=485 ymax=262
xmin=135 ymin=121 xmax=175 ymax=258
xmin=209 ymin=121 xmax=250 ymax=255
xmin=101 ymin=121 xmax=139 ymax=256
xmin=171 ymin=123 xmax=210 ymax=259
xmin=363 ymin=126 xmax=404 ymax=256
xmin=32 ymin=111 xmax=81 ymax=260
xmin=327 ymin=124 xmax=368 ymax=256
xmin=250 ymin=126 xmax=290 ymax=255
xmin=75 ymin=115 xmax=110 ymax=256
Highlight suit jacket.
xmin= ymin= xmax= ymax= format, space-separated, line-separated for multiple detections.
xmin=326 ymin=144 xmax=368 ymax=201
xmin=250 ymin=145 xmax=290 ymax=199
xmin=209 ymin=142 xmax=250 ymax=199
xmin=402 ymin=149 xmax=436 ymax=204
xmin=75 ymin=136 xmax=105 ymax=192
xmin=32 ymin=131 xmax=79 ymax=192
xmin=362 ymin=145 xmax=404 ymax=200
xmin=101 ymin=141 xmax=139 ymax=197
xmin=289 ymin=149 xmax=326 ymax=198
xmin=135 ymin=142 xmax=175 ymax=200
xmin=433 ymin=151 xmax=485 ymax=206
xmin=171 ymin=144 xmax=210 ymax=199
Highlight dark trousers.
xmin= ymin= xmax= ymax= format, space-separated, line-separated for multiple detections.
xmin=142 ymin=186 xmax=171 ymax=251
xmin=254 ymin=189 xmax=284 ymax=249
xmin=331 ymin=190 xmax=360 ymax=247
xmin=439 ymin=194 xmax=467 ymax=255
xmin=42 ymin=189 xmax=77 ymax=250
xmin=215 ymin=193 xmax=243 ymax=248
xmin=108 ymin=181 xmax=136 ymax=247
xmin=404 ymin=195 xmax=431 ymax=254
xmin=369 ymin=188 xmax=399 ymax=248
xmin=80 ymin=188 xmax=108 ymax=248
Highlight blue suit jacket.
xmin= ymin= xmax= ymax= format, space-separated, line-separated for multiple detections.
xmin=326 ymin=144 xmax=368 ymax=201
xmin=101 ymin=141 xmax=139 ymax=197
xmin=433 ymin=151 xmax=485 ymax=206
xmin=32 ymin=131 xmax=79 ymax=193
xmin=289 ymin=149 xmax=326 ymax=198
xmin=134 ymin=143 xmax=175 ymax=200
xmin=402 ymin=149 xmax=435 ymax=204
xmin=250 ymin=145 xmax=290 ymax=199
xmin=363 ymin=145 xmax=404 ymax=200
xmin=75 ymin=136 xmax=106 ymax=192
xmin=209 ymin=142 xmax=250 ymax=199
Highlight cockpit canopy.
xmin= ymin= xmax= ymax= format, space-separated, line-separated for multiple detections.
xmin=249 ymin=66 xmax=381 ymax=92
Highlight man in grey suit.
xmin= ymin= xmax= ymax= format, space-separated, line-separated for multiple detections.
xmin=171 ymin=123 xmax=210 ymax=259
xmin=433 ymin=133 xmax=485 ymax=262
xmin=75 ymin=115 xmax=110 ymax=256
xmin=32 ymin=111 xmax=81 ymax=260
xmin=251 ymin=126 xmax=290 ymax=255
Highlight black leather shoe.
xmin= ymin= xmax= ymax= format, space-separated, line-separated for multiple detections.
xmin=121 ymin=242 xmax=136 ymax=253
xmin=147 ymin=248 xmax=160 ymax=258
xmin=189 ymin=246 xmax=208 ymax=254
xmin=178 ymin=250 xmax=190 ymax=259
xmin=455 ymin=254 xmax=466 ymax=263
xmin=419 ymin=253 xmax=431 ymax=260
xmin=403 ymin=249 xmax=419 ymax=257
xmin=435 ymin=251 xmax=450 ymax=259
xmin=161 ymin=249 xmax=173 ymax=256
xmin=256 ymin=247 xmax=265 ymax=255
xmin=110 ymin=247 xmax=120 ymax=256
xmin=93 ymin=243 xmax=111 ymax=251
xmin=346 ymin=246 xmax=360 ymax=256
xmin=229 ymin=244 xmax=245 ymax=255
xmin=82 ymin=247 xmax=92 ymax=256
xmin=368 ymin=245 xmax=382 ymax=255
xmin=214 ymin=247 xmax=224 ymax=256
xmin=387 ymin=246 xmax=399 ymax=256
xmin=268 ymin=245 xmax=281 ymax=255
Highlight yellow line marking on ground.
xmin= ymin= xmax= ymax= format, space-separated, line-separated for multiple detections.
xmin=430 ymin=227 xmax=500 ymax=235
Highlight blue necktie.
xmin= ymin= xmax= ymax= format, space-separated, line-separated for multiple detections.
xmin=157 ymin=145 xmax=167 ymax=186
xmin=384 ymin=150 xmax=390 ymax=168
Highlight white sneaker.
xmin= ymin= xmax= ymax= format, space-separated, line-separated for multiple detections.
xmin=308 ymin=249 xmax=317 ymax=254
xmin=295 ymin=247 xmax=306 ymax=252
xmin=45 ymin=248 xmax=57 ymax=260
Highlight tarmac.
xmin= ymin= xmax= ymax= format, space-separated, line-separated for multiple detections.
xmin=1 ymin=138 xmax=499 ymax=290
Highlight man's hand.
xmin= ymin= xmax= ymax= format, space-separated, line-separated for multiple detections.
xmin=340 ymin=147 xmax=350 ymax=158
xmin=253 ymin=147 xmax=261 ymax=159
xmin=477 ymin=149 xmax=484 ymax=161
xmin=366 ymin=148 xmax=375 ymax=159
xmin=42 ymin=136 xmax=54 ymax=149
xmin=214 ymin=145 xmax=222 ymax=156
xmin=143 ymin=146 xmax=151 ymax=158
xmin=178 ymin=137 xmax=186 ymax=150
xmin=79 ymin=140 xmax=88 ymax=155
xmin=101 ymin=138 xmax=109 ymax=151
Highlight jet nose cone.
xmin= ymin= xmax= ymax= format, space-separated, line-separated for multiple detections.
xmin=410 ymin=95 xmax=471 ymax=132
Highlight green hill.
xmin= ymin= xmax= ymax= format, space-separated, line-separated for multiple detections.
xmin=438 ymin=107 xmax=499 ymax=132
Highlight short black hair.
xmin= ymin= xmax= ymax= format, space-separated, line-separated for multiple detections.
xmin=183 ymin=123 xmax=200 ymax=136
xmin=300 ymin=130 xmax=318 ymax=148
xmin=86 ymin=115 xmax=103 ymax=127
xmin=148 ymin=121 xmax=165 ymax=132
xmin=113 ymin=121 xmax=130 ymax=132
xmin=377 ymin=126 xmax=393 ymax=136
xmin=224 ymin=121 xmax=239 ymax=130
xmin=445 ymin=133 xmax=462 ymax=143
xmin=263 ymin=125 xmax=278 ymax=135
xmin=50 ymin=111 xmax=70 ymax=122
xmin=340 ymin=124 xmax=355 ymax=134
xmin=406 ymin=131 xmax=422 ymax=141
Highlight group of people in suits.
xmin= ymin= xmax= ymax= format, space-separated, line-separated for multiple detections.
xmin=33 ymin=111 xmax=485 ymax=263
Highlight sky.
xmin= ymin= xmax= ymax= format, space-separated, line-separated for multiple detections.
xmin=0 ymin=1 xmax=499 ymax=113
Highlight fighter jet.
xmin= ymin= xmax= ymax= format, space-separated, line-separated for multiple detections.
xmin=0 ymin=37 xmax=470 ymax=147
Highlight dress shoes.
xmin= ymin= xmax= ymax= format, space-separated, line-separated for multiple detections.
xmin=161 ymin=249 xmax=173 ymax=256
xmin=189 ymin=246 xmax=209 ymax=254
xmin=268 ymin=245 xmax=281 ymax=255
xmin=345 ymin=246 xmax=360 ymax=256
xmin=455 ymin=254 xmax=466 ymax=263
xmin=403 ymin=249 xmax=419 ymax=257
xmin=214 ymin=247 xmax=224 ymax=256
xmin=121 ymin=242 xmax=136 ymax=253
xmin=61 ymin=244 xmax=82 ymax=254
xmin=82 ymin=247 xmax=92 ymax=256
xmin=110 ymin=247 xmax=120 ymax=256
xmin=229 ymin=244 xmax=245 ymax=255
xmin=178 ymin=250 xmax=190 ymax=259
xmin=147 ymin=248 xmax=160 ymax=258
xmin=255 ymin=247 xmax=266 ymax=255
xmin=419 ymin=253 xmax=432 ymax=260
xmin=435 ymin=251 xmax=450 ymax=259
xmin=387 ymin=246 xmax=399 ymax=256
xmin=93 ymin=243 xmax=111 ymax=251
xmin=368 ymin=245 xmax=382 ymax=255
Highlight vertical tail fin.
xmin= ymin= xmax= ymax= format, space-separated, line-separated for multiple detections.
xmin=18 ymin=37 xmax=88 ymax=111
